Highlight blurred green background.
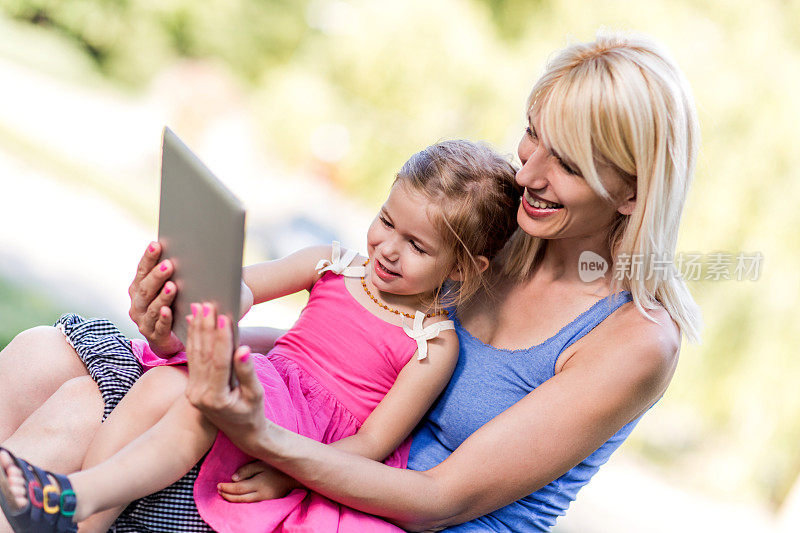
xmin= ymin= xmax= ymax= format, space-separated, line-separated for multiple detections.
xmin=0 ymin=0 xmax=798 ymax=530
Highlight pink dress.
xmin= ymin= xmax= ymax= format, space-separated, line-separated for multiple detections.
xmin=131 ymin=269 xmax=425 ymax=532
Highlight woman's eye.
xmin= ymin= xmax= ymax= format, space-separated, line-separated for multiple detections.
xmin=526 ymin=126 xmax=536 ymax=139
xmin=380 ymin=216 xmax=393 ymax=228
xmin=558 ymin=158 xmax=580 ymax=176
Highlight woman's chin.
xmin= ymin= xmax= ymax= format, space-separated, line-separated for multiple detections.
xmin=516 ymin=208 xmax=555 ymax=239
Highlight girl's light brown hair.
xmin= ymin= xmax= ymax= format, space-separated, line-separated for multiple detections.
xmin=395 ymin=139 xmax=521 ymax=311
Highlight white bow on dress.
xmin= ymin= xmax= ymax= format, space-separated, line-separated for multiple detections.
xmin=403 ymin=311 xmax=455 ymax=361
xmin=315 ymin=241 xmax=365 ymax=278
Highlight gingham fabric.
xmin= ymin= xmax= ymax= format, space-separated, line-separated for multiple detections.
xmin=55 ymin=314 xmax=143 ymax=420
xmin=55 ymin=314 xmax=212 ymax=532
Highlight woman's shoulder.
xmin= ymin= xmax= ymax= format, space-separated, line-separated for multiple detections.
xmin=565 ymin=299 xmax=680 ymax=397
xmin=609 ymin=301 xmax=681 ymax=359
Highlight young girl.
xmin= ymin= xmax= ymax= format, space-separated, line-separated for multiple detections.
xmin=0 ymin=139 xmax=521 ymax=533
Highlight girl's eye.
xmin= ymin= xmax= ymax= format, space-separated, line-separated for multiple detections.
xmin=380 ymin=215 xmax=393 ymax=228
xmin=410 ymin=240 xmax=426 ymax=254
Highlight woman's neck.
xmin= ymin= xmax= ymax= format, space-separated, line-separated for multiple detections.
xmin=535 ymin=233 xmax=613 ymax=288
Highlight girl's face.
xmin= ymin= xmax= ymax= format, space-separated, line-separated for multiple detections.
xmin=514 ymin=116 xmax=634 ymax=242
xmin=366 ymin=182 xmax=455 ymax=298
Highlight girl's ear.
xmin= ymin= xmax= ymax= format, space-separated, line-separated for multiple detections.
xmin=448 ymin=256 xmax=489 ymax=281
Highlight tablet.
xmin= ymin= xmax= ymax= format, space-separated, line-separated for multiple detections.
xmin=157 ymin=127 xmax=246 ymax=348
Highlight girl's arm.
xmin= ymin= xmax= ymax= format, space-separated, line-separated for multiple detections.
xmin=332 ymin=328 xmax=458 ymax=461
xmin=188 ymin=306 xmax=679 ymax=531
xmin=241 ymin=244 xmax=333 ymax=304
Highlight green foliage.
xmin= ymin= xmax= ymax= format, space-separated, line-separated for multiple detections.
xmin=0 ymin=276 xmax=64 ymax=350
xmin=0 ymin=0 xmax=311 ymax=86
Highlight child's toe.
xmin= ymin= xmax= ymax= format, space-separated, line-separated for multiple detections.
xmin=0 ymin=449 xmax=12 ymax=468
xmin=10 ymin=480 xmax=27 ymax=508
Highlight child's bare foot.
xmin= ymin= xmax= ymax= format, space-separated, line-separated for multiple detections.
xmin=0 ymin=447 xmax=78 ymax=532
xmin=0 ymin=450 xmax=27 ymax=511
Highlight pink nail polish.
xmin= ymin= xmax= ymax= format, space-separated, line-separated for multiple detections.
xmin=238 ymin=347 xmax=251 ymax=364
xmin=160 ymin=308 xmax=168 ymax=317
xmin=164 ymin=285 xmax=172 ymax=295
xmin=202 ymin=303 xmax=211 ymax=317
xmin=148 ymin=243 xmax=156 ymax=253
xmin=217 ymin=315 xmax=227 ymax=329
xmin=159 ymin=262 xmax=168 ymax=272
xmin=191 ymin=303 xmax=199 ymax=317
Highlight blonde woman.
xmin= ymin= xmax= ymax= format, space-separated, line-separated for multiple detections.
xmin=183 ymin=31 xmax=701 ymax=532
xmin=0 ymin=31 xmax=699 ymax=532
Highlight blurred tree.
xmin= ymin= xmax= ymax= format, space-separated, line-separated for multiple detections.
xmin=471 ymin=0 xmax=547 ymax=42
xmin=0 ymin=0 xmax=311 ymax=85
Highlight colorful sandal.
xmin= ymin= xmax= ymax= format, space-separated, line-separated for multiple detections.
xmin=0 ymin=447 xmax=77 ymax=532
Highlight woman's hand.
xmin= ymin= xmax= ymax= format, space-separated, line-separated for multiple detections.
xmin=217 ymin=460 xmax=299 ymax=502
xmin=184 ymin=302 xmax=275 ymax=458
xmin=128 ymin=242 xmax=183 ymax=357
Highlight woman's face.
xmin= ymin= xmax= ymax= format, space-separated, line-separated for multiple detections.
xmin=514 ymin=116 xmax=634 ymax=243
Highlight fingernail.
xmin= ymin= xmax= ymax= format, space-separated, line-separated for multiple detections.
xmin=164 ymin=285 xmax=172 ymax=295
xmin=231 ymin=474 xmax=240 ymax=481
xmin=148 ymin=242 xmax=156 ymax=253
xmin=238 ymin=347 xmax=251 ymax=364
xmin=159 ymin=262 xmax=168 ymax=272
xmin=217 ymin=315 xmax=227 ymax=329
xmin=191 ymin=303 xmax=200 ymax=317
xmin=202 ymin=303 xmax=211 ymax=317
xmin=160 ymin=307 xmax=168 ymax=318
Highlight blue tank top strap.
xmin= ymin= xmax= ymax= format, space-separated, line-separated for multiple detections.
xmin=549 ymin=290 xmax=633 ymax=356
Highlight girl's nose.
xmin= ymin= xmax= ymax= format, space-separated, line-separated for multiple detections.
xmin=381 ymin=238 xmax=401 ymax=262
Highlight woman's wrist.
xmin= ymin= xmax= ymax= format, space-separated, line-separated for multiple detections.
xmin=250 ymin=419 xmax=296 ymax=465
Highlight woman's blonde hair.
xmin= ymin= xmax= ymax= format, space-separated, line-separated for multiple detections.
xmin=502 ymin=31 xmax=702 ymax=342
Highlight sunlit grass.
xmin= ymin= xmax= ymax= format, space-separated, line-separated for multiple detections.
xmin=0 ymin=275 xmax=65 ymax=350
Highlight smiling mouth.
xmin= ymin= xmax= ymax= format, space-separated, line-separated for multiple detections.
xmin=375 ymin=259 xmax=400 ymax=278
xmin=523 ymin=188 xmax=563 ymax=210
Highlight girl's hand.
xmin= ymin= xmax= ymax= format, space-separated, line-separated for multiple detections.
xmin=128 ymin=241 xmax=184 ymax=357
xmin=217 ymin=460 xmax=298 ymax=502
xmin=184 ymin=302 xmax=272 ymax=458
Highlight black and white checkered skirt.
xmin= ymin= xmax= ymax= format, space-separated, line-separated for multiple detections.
xmin=55 ymin=314 xmax=213 ymax=532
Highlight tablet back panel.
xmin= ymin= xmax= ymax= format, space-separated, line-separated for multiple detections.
xmin=158 ymin=127 xmax=245 ymax=347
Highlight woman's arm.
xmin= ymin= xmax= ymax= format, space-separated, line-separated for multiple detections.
xmin=238 ymin=327 xmax=287 ymax=355
xmin=189 ymin=307 xmax=679 ymax=531
xmin=218 ymin=329 xmax=458 ymax=502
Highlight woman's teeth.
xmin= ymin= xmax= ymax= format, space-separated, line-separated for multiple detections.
xmin=524 ymin=190 xmax=562 ymax=209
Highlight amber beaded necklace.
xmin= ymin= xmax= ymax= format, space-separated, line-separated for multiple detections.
xmin=360 ymin=259 xmax=447 ymax=319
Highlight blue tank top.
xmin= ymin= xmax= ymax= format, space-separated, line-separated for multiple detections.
xmin=407 ymin=291 xmax=636 ymax=532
